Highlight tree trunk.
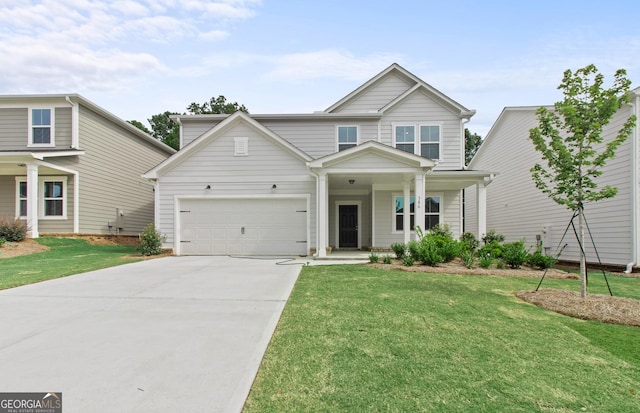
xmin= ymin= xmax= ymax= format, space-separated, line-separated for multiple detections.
xmin=578 ymin=207 xmax=587 ymax=298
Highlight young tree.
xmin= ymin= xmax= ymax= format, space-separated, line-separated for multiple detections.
xmin=529 ymin=64 xmax=636 ymax=297
xmin=465 ymin=128 xmax=483 ymax=165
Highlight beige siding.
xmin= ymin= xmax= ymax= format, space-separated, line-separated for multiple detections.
xmin=331 ymin=73 xmax=414 ymax=113
xmin=380 ymin=91 xmax=463 ymax=169
xmin=54 ymin=107 xmax=72 ymax=148
xmin=468 ymin=107 xmax=634 ymax=265
xmin=0 ymin=176 xmax=14 ymax=215
xmin=157 ymin=122 xmax=316 ymax=247
xmin=0 ymin=108 xmax=27 ymax=150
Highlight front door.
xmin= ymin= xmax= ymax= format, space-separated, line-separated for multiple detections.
xmin=338 ymin=204 xmax=358 ymax=248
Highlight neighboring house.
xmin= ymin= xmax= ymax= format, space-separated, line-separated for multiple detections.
xmin=466 ymin=88 xmax=640 ymax=268
xmin=0 ymin=94 xmax=175 ymax=237
xmin=144 ymin=64 xmax=495 ymax=256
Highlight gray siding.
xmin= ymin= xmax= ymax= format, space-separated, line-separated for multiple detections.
xmin=328 ymin=194 xmax=372 ymax=249
xmin=0 ymin=108 xmax=27 ymax=150
xmin=157 ymin=121 xmax=316 ymax=247
xmin=380 ymin=91 xmax=463 ymax=169
xmin=331 ymin=72 xmax=414 ymax=113
xmin=50 ymin=105 xmax=171 ymax=235
xmin=181 ymin=120 xmax=220 ymax=148
xmin=0 ymin=176 xmax=14 ymax=215
xmin=54 ymin=107 xmax=72 ymax=149
xmin=467 ymin=107 xmax=634 ymax=265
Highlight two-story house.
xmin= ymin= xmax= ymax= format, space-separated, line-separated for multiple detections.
xmin=144 ymin=64 xmax=495 ymax=256
xmin=0 ymin=94 xmax=175 ymax=237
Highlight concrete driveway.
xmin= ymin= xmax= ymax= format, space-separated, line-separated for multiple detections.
xmin=0 ymin=256 xmax=302 ymax=412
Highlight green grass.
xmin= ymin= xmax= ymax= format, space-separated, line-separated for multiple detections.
xmin=0 ymin=237 xmax=141 ymax=290
xmin=244 ymin=266 xmax=640 ymax=412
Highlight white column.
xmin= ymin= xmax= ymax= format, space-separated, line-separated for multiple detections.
xmin=476 ymin=182 xmax=487 ymax=239
xmin=26 ymin=164 xmax=39 ymax=238
xmin=414 ymin=173 xmax=425 ymax=240
xmin=403 ymin=181 xmax=411 ymax=244
xmin=317 ymin=172 xmax=328 ymax=257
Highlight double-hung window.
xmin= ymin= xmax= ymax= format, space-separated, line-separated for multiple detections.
xmin=15 ymin=177 xmax=67 ymax=219
xmin=30 ymin=108 xmax=54 ymax=146
xmin=393 ymin=194 xmax=442 ymax=232
xmin=394 ymin=124 xmax=441 ymax=160
xmin=337 ymin=126 xmax=358 ymax=151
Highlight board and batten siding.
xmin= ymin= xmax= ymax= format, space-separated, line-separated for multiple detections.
xmin=156 ymin=121 xmax=316 ymax=247
xmin=48 ymin=105 xmax=171 ymax=235
xmin=373 ymin=189 xmax=461 ymax=248
xmin=380 ymin=91 xmax=464 ymax=170
xmin=467 ymin=106 xmax=634 ymax=266
xmin=330 ymin=72 xmax=415 ymax=113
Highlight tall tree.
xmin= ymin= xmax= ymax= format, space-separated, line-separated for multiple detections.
xmin=465 ymin=128 xmax=482 ymax=165
xmin=529 ymin=64 xmax=636 ymax=297
xmin=129 ymin=96 xmax=249 ymax=151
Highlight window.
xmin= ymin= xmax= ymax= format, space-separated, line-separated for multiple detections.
xmin=420 ymin=125 xmax=440 ymax=159
xmin=18 ymin=181 xmax=27 ymax=217
xmin=395 ymin=126 xmax=415 ymax=153
xmin=30 ymin=109 xmax=53 ymax=146
xmin=337 ymin=126 xmax=358 ymax=151
xmin=394 ymin=194 xmax=442 ymax=232
xmin=15 ymin=177 xmax=67 ymax=219
xmin=394 ymin=124 xmax=441 ymax=159
xmin=44 ymin=181 xmax=64 ymax=216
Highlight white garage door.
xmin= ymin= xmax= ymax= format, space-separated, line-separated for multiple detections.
xmin=179 ymin=198 xmax=308 ymax=256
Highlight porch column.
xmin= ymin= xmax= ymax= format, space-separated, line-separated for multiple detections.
xmin=414 ymin=173 xmax=425 ymax=239
xmin=403 ymin=181 xmax=411 ymax=244
xmin=476 ymin=182 xmax=487 ymax=239
xmin=317 ymin=172 xmax=328 ymax=257
xmin=26 ymin=163 xmax=39 ymax=238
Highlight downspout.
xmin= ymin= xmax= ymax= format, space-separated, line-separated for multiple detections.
xmin=626 ymin=92 xmax=639 ymax=273
xmin=460 ymin=117 xmax=470 ymax=232
xmin=175 ymin=117 xmax=183 ymax=149
xmin=65 ymin=96 xmax=79 ymax=149
xmin=461 ymin=117 xmax=470 ymax=169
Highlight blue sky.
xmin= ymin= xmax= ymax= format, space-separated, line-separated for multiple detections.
xmin=1 ymin=0 xmax=639 ymax=136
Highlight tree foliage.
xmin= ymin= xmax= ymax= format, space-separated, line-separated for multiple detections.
xmin=130 ymin=95 xmax=249 ymax=150
xmin=465 ymin=128 xmax=483 ymax=165
xmin=529 ymin=65 xmax=636 ymax=211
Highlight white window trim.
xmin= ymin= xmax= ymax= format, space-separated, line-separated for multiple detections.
xmin=336 ymin=125 xmax=359 ymax=152
xmin=15 ymin=176 xmax=68 ymax=220
xmin=392 ymin=192 xmax=443 ymax=234
xmin=28 ymin=107 xmax=56 ymax=148
xmin=392 ymin=123 xmax=442 ymax=161
xmin=419 ymin=124 xmax=441 ymax=160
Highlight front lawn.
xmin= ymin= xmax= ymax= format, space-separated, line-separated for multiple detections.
xmin=0 ymin=237 xmax=142 ymax=290
xmin=244 ymin=265 xmax=640 ymax=412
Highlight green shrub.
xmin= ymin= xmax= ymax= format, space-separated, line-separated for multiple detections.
xmin=391 ymin=242 xmax=406 ymax=259
xmin=138 ymin=223 xmax=165 ymax=256
xmin=427 ymin=224 xmax=460 ymax=263
xmin=402 ymin=255 xmax=415 ymax=266
xmin=496 ymin=259 xmax=505 ymax=269
xmin=479 ymin=254 xmax=493 ymax=269
xmin=407 ymin=240 xmax=420 ymax=262
xmin=478 ymin=241 xmax=503 ymax=259
xmin=502 ymin=239 xmax=529 ymax=269
xmin=382 ymin=255 xmax=392 ymax=264
xmin=0 ymin=217 xmax=28 ymax=242
xmin=368 ymin=252 xmax=379 ymax=263
xmin=482 ymin=229 xmax=505 ymax=245
xmin=0 ymin=237 xmax=6 ymax=247
xmin=429 ymin=223 xmax=451 ymax=238
xmin=528 ymin=245 xmax=557 ymax=269
xmin=460 ymin=250 xmax=474 ymax=269
xmin=416 ymin=237 xmax=444 ymax=266
xmin=460 ymin=232 xmax=479 ymax=252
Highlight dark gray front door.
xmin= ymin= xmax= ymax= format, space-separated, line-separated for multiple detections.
xmin=339 ymin=205 xmax=358 ymax=248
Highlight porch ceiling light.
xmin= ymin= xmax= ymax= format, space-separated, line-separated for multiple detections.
xmin=271 ymin=184 xmax=277 ymax=189
xmin=205 ymin=185 xmax=211 ymax=190
xmin=17 ymin=163 xmax=26 ymax=167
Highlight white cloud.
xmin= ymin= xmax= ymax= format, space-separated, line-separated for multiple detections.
xmin=265 ymin=50 xmax=404 ymax=82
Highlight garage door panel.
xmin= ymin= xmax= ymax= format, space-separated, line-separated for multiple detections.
xmin=179 ymin=198 xmax=307 ymax=256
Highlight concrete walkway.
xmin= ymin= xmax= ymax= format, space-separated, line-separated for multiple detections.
xmin=0 ymin=256 xmax=302 ymax=413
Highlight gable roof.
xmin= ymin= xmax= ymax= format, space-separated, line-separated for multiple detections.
xmin=308 ymin=140 xmax=435 ymax=169
xmin=144 ymin=111 xmax=312 ymax=179
xmin=324 ymin=63 xmax=475 ymax=118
